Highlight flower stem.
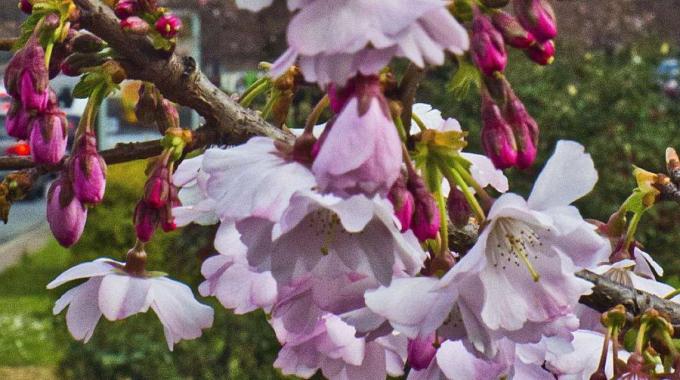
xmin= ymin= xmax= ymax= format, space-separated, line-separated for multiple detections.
xmin=438 ymin=163 xmax=486 ymax=223
xmin=239 ymin=77 xmax=269 ymax=107
xmin=411 ymin=112 xmax=427 ymax=132
xmin=452 ymin=159 xmax=493 ymax=209
xmin=435 ymin=184 xmax=449 ymax=256
xmin=44 ymin=40 xmax=55 ymax=68
xmin=635 ymin=321 xmax=648 ymax=354
xmin=623 ymin=211 xmax=642 ymax=253
xmin=393 ymin=114 xmax=407 ymax=142
xmin=304 ymin=94 xmax=329 ymax=134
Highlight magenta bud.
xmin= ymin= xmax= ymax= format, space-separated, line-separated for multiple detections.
xmin=160 ymin=206 xmax=177 ymax=232
xmin=504 ymin=96 xmax=539 ymax=169
xmin=388 ymin=174 xmax=415 ymax=232
xmin=114 ymin=0 xmax=138 ymax=19
xmin=43 ymin=13 xmax=60 ymax=31
xmin=19 ymin=71 xmax=49 ymax=111
xmin=513 ymin=0 xmax=557 ymax=43
xmin=155 ymin=13 xmax=182 ymax=39
xmin=134 ymin=201 xmax=159 ymax=242
xmin=18 ymin=0 xmax=32 ymax=14
xmin=491 ymin=10 xmax=536 ymax=49
xmin=481 ymin=93 xmax=517 ymax=169
xmin=29 ymin=112 xmax=68 ymax=165
xmin=447 ymin=187 xmax=473 ymax=227
xmin=4 ymin=39 xmax=47 ymax=99
xmin=327 ymin=81 xmax=356 ymax=113
xmin=120 ymin=16 xmax=149 ymax=34
xmin=143 ymin=166 xmax=170 ymax=209
xmin=71 ymin=133 xmax=107 ymax=204
xmin=525 ymin=39 xmax=555 ymax=65
xmin=471 ymin=12 xmax=507 ymax=77
xmin=47 ymin=178 xmax=88 ymax=247
xmin=5 ymin=101 xmax=32 ymax=140
xmin=408 ymin=172 xmax=440 ymax=241
xmin=407 ymin=335 xmax=437 ymax=371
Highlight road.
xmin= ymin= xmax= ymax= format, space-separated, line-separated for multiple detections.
xmin=0 ymin=198 xmax=49 ymax=272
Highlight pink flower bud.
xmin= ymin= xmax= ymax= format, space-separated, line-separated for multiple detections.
xmin=447 ymin=187 xmax=473 ymax=227
xmin=481 ymin=92 xmax=517 ymax=169
xmin=160 ymin=205 xmax=177 ymax=232
xmin=114 ymin=0 xmax=138 ymax=19
xmin=134 ymin=201 xmax=159 ymax=242
xmin=120 ymin=16 xmax=149 ymax=34
xmin=47 ymin=178 xmax=88 ymax=247
xmin=471 ymin=11 xmax=507 ymax=77
xmin=408 ymin=172 xmax=440 ymax=241
xmin=525 ymin=39 xmax=555 ymax=65
xmin=388 ymin=173 xmax=415 ymax=232
xmin=19 ymin=70 xmax=49 ymax=111
xmin=4 ymin=38 xmax=47 ymax=99
xmin=5 ymin=101 xmax=32 ymax=140
xmin=18 ymin=0 xmax=32 ymax=14
xmin=71 ymin=132 xmax=107 ymax=204
xmin=155 ymin=13 xmax=182 ymax=39
xmin=327 ymin=81 xmax=356 ymax=113
xmin=29 ymin=111 xmax=68 ymax=165
xmin=504 ymin=95 xmax=539 ymax=169
xmin=143 ymin=166 xmax=171 ymax=209
xmin=513 ymin=0 xmax=557 ymax=43
xmin=407 ymin=334 xmax=437 ymax=371
xmin=491 ymin=10 xmax=536 ymax=49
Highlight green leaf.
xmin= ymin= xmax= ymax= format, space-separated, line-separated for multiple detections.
xmin=448 ymin=59 xmax=481 ymax=100
xmin=72 ymin=72 xmax=104 ymax=98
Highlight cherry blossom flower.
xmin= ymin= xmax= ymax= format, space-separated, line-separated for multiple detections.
xmin=312 ymin=76 xmax=402 ymax=196
xmin=47 ymin=259 xmax=214 ymax=350
xmin=271 ymin=0 xmax=469 ymax=85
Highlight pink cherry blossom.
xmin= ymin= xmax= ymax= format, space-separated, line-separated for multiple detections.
xmin=312 ymin=76 xmax=401 ymax=196
xmin=271 ymin=0 xmax=469 ymax=85
xmin=47 ymin=259 xmax=214 ymax=350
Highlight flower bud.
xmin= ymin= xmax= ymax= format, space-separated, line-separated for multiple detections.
xmin=408 ymin=171 xmax=440 ymax=241
xmin=47 ymin=178 xmax=88 ymax=247
xmin=471 ymin=12 xmax=507 ymax=77
xmin=388 ymin=173 xmax=415 ymax=232
xmin=19 ymin=71 xmax=49 ymax=111
xmin=407 ymin=334 xmax=437 ymax=371
xmin=513 ymin=0 xmax=557 ymax=42
xmin=29 ymin=111 xmax=68 ymax=165
xmin=143 ymin=166 xmax=170 ymax=209
xmin=42 ymin=13 xmax=60 ymax=31
xmin=155 ymin=14 xmax=182 ymax=39
xmin=525 ymin=39 xmax=555 ymax=65
xmin=155 ymin=99 xmax=180 ymax=134
xmin=61 ymin=52 xmax=108 ymax=77
xmin=447 ymin=187 xmax=473 ymax=227
xmin=491 ymin=10 xmax=536 ymax=49
xmin=136 ymin=82 xmax=161 ymax=126
xmin=120 ymin=16 xmax=149 ymax=34
xmin=327 ymin=81 xmax=356 ymax=113
xmin=160 ymin=204 xmax=177 ymax=232
xmin=72 ymin=32 xmax=106 ymax=54
xmin=4 ymin=39 xmax=47 ymax=99
xmin=134 ymin=200 xmax=159 ymax=242
xmin=71 ymin=132 xmax=107 ymax=205
xmin=5 ymin=101 xmax=32 ymax=140
xmin=48 ymin=30 xmax=76 ymax=79
xmin=114 ymin=0 xmax=138 ymax=19
xmin=18 ymin=0 xmax=32 ymax=14
xmin=504 ymin=94 xmax=538 ymax=169
xmin=481 ymin=92 xmax=517 ymax=169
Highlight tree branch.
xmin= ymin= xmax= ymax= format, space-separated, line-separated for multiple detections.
xmin=71 ymin=0 xmax=293 ymax=145
xmin=0 ymin=38 xmax=17 ymax=51
xmin=0 ymin=128 xmax=218 ymax=173
xmin=398 ymin=63 xmax=426 ymax=129
xmin=577 ymin=270 xmax=680 ymax=335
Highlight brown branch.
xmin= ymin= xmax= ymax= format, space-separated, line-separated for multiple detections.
xmin=72 ymin=0 xmax=293 ymax=145
xmin=577 ymin=270 xmax=680 ymax=335
xmin=0 ymin=38 xmax=17 ymax=51
xmin=0 ymin=128 xmax=218 ymax=173
xmin=398 ymin=63 xmax=426 ymax=129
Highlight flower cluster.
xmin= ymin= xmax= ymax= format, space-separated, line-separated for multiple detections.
xmin=115 ymin=0 xmax=182 ymax=41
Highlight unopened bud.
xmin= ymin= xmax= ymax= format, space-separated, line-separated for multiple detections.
xmin=72 ymin=32 xmax=106 ymax=53
xmin=18 ymin=0 xmax=32 ymax=14
xmin=136 ymin=82 xmax=162 ymax=126
xmin=601 ymin=304 xmax=627 ymax=329
xmin=513 ymin=0 xmax=557 ymax=42
xmin=144 ymin=166 xmax=171 ymax=209
xmin=447 ymin=187 xmax=473 ymax=228
xmin=407 ymin=334 xmax=437 ymax=371
xmin=71 ymin=132 xmax=107 ymax=205
xmin=134 ymin=200 xmax=159 ymax=242
xmin=43 ymin=13 xmax=60 ymax=31
xmin=47 ymin=178 xmax=88 ymax=247
xmin=5 ymin=101 xmax=32 ymax=140
xmin=29 ymin=112 xmax=68 ymax=165
xmin=504 ymin=93 xmax=538 ymax=169
xmin=471 ymin=12 xmax=507 ymax=77
xmin=491 ymin=10 xmax=536 ymax=49
xmin=154 ymin=99 xmax=179 ymax=134
xmin=114 ymin=0 xmax=138 ymax=19
xmin=408 ymin=171 xmax=440 ymax=241
xmin=388 ymin=173 xmax=415 ymax=232
xmin=481 ymin=92 xmax=517 ymax=169
xmin=525 ymin=40 xmax=555 ymax=65
xmin=102 ymin=60 xmax=126 ymax=84
xmin=120 ymin=16 xmax=149 ymax=34
xmin=61 ymin=52 xmax=108 ymax=77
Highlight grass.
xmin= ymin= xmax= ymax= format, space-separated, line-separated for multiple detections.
xmin=0 ymin=240 xmax=70 ymax=367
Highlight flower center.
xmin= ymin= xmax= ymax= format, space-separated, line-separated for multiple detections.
xmin=489 ymin=218 xmax=544 ymax=282
xmin=305 ymin=209 xmax=344 ymax=255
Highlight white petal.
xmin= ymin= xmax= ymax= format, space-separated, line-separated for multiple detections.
xmin=98 ymin=274 xmax=152 ymax=320
xmin=528 ymin=141 xmax=598 ymax=210
xmin=47 ymin=259 xmax=119 ymax=289
xmin=64 ymin=277 xmax=104 ymax=343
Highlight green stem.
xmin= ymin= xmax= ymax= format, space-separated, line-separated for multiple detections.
xmin=304 ymin=95 xmax=329 ymax=134
xmin=452 ymin=159 xmax=493 ymax=207
xmin=635 ymin=321 xmax=649 ymax=354
xmin=411 ymin=112 xmax=427 ymax=132
xmin=623 ymin=211 xmax=642 ymax=253
xmin=434 ymin=183 xmax=448 ymax=256
xmin=438 ymin=163 xmax=486 ymax=222
xmin=393 ymin=114 xmax=407 ymax=142
xmin=44 ymin=40 xmax=54 ymax=68
xmin=261 ymin=93 xmax=276 ymax=120
xmin=239 ymin=77 xmax=269 ymax=107
xmin=665 ymin=288 xmax=680 ymax=300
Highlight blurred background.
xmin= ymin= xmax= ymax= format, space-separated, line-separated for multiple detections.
xmin=1 ymin=1 xmax=680 ymax=379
